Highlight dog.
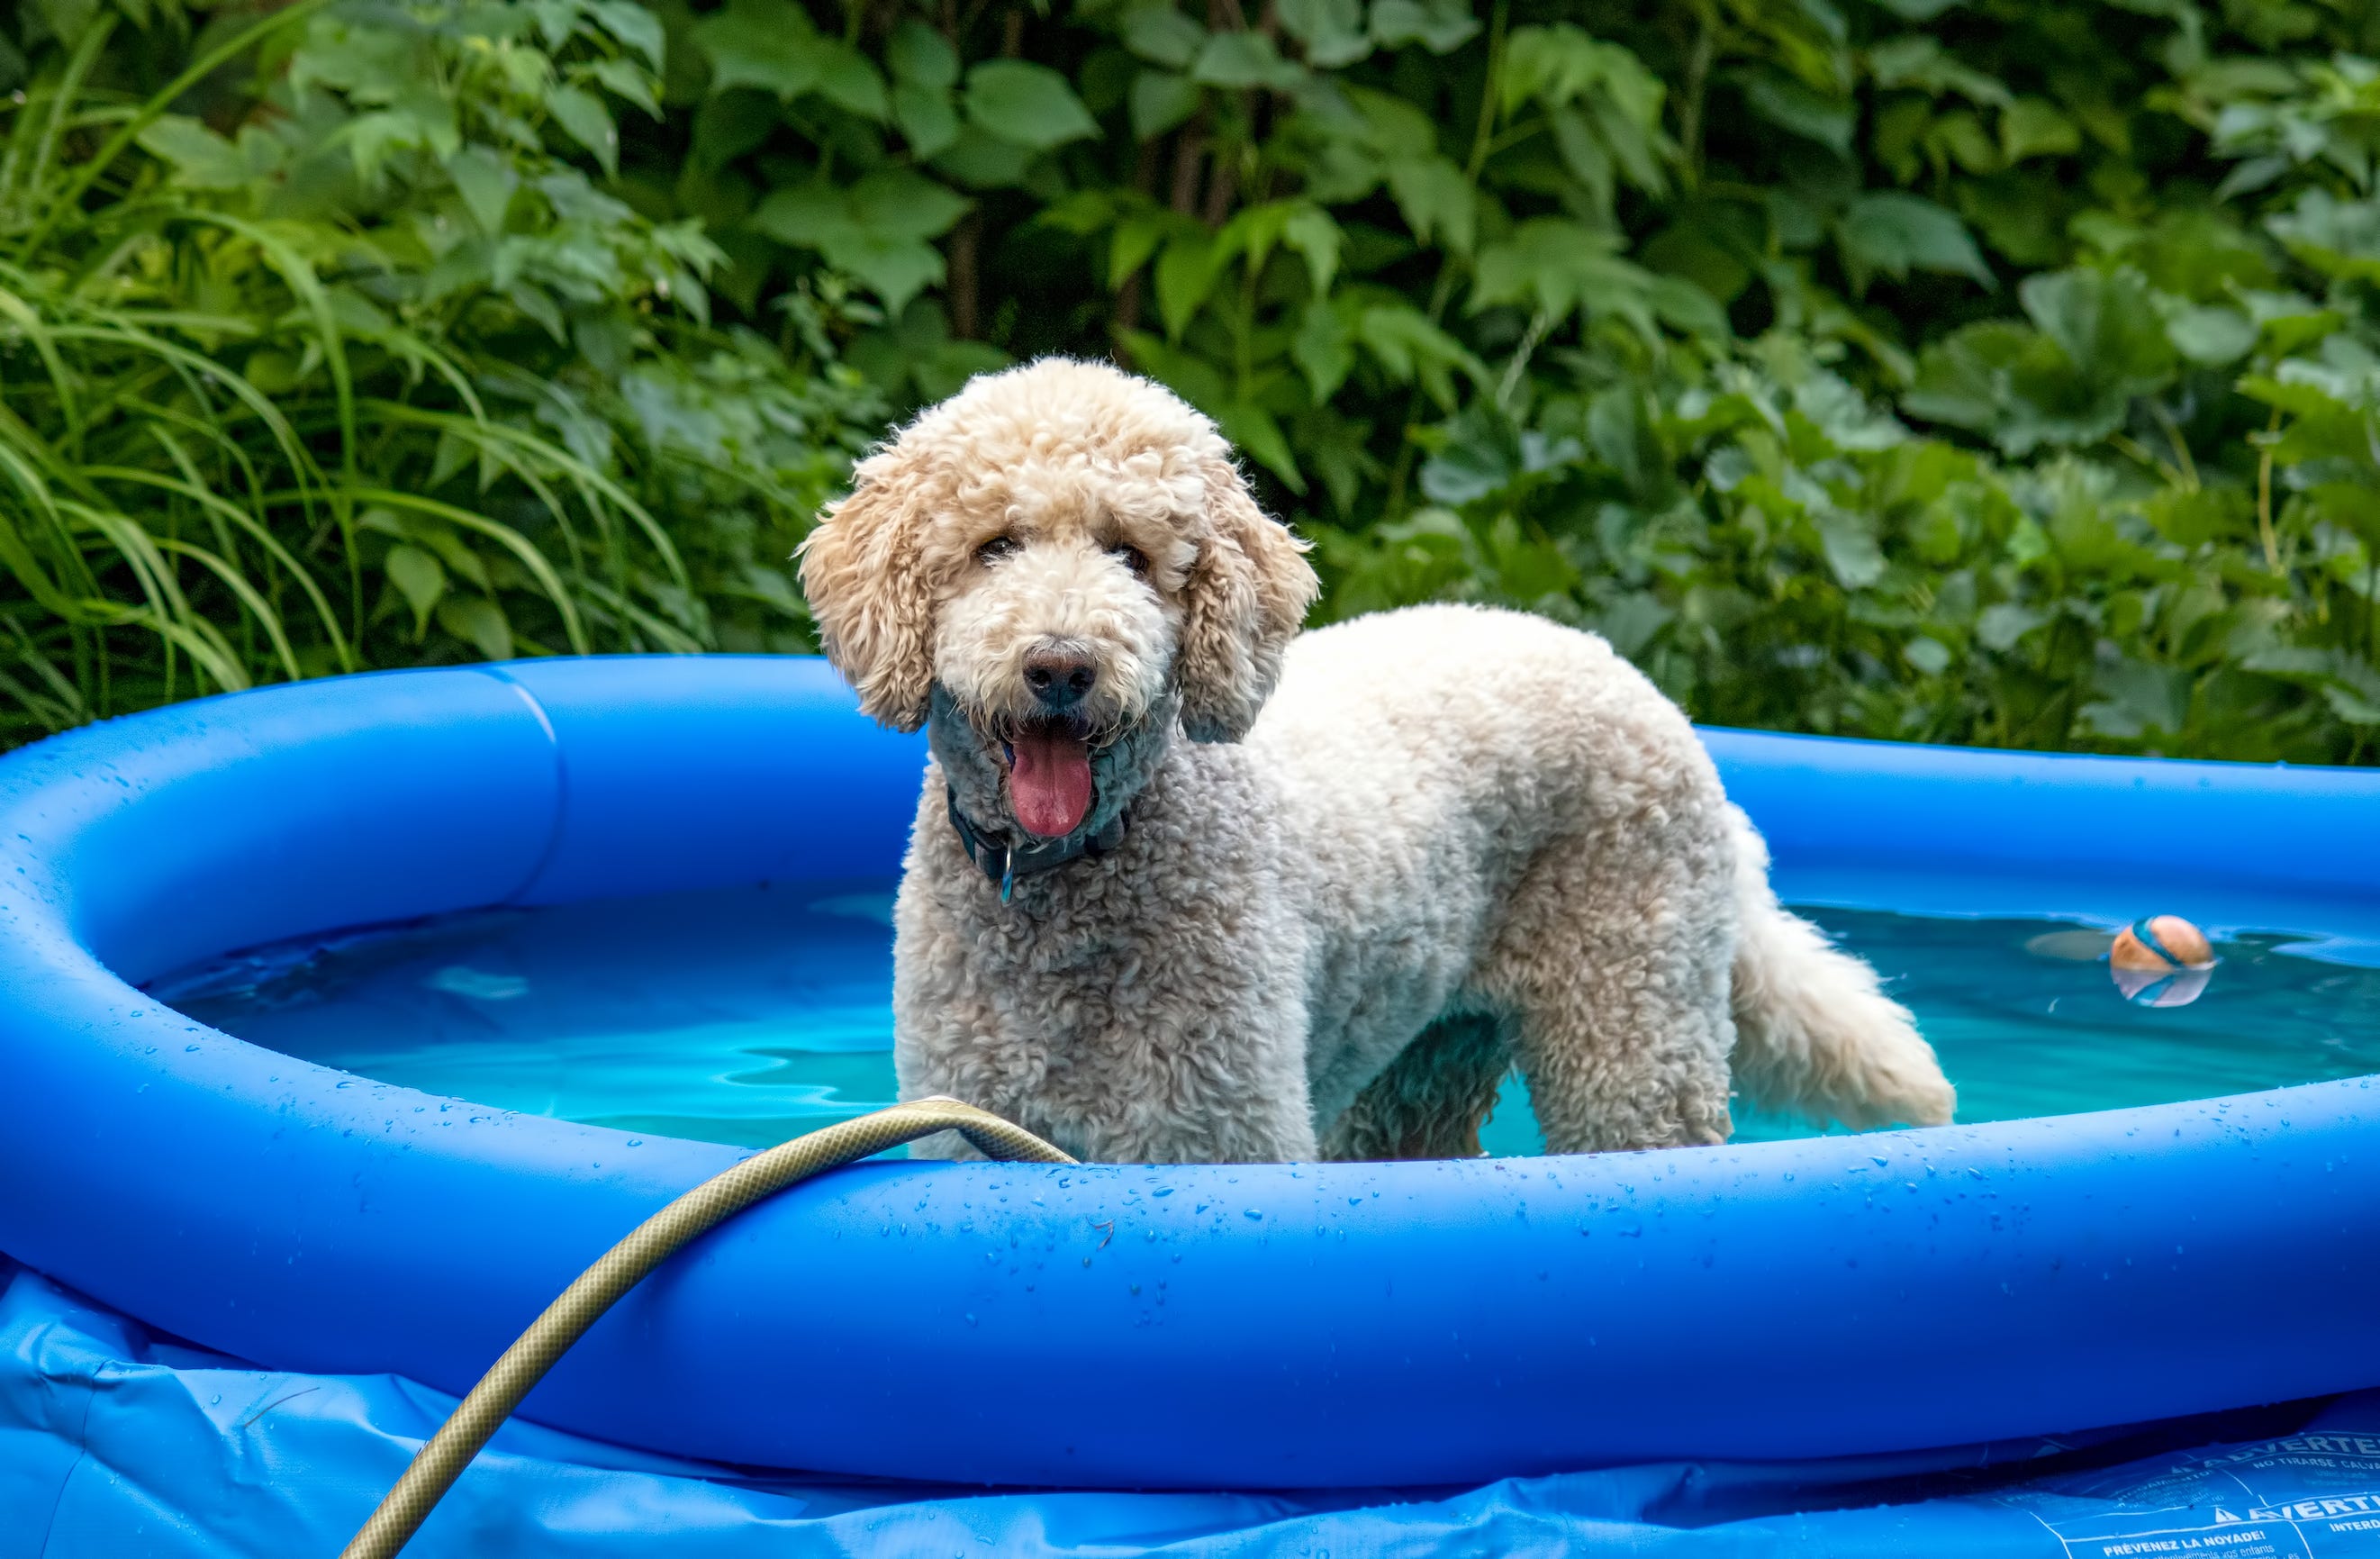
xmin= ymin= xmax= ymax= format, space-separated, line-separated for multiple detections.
xmin=797 ymin=358 xmax=1956 ymax=1163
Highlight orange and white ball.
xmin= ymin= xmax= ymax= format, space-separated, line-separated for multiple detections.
xmin=2109 ymin=915 xmax=2216 ymax=1007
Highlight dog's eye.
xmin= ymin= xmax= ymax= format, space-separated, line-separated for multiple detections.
xmin=975 ymin=535 xmax=1018 ymax=566
xmin=1109 ymin=544 xmax=1149 ymax=576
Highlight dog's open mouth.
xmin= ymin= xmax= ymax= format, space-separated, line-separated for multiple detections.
xmin=1000 ymin=720 xmax=1094 ymax=838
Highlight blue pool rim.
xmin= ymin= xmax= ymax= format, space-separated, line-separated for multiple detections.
xmin=0 ymin=655 xmax=2375 ymax=1490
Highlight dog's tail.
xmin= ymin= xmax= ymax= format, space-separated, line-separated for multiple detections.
xmin=1725 ymin=806 xmax=1956 ymax=1130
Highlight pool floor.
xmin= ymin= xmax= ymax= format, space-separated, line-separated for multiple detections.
xmin=146 ymin=882 xmax=2380 ymax=1153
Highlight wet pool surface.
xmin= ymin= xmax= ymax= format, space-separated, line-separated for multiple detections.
xmin=146 ymin=881 xmax=2380 ymax=1154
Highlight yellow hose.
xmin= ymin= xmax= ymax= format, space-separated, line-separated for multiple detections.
xmin=339 ymin=1098 xmax=1074 ymax=1559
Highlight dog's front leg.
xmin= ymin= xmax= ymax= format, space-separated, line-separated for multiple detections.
xmin=1080 ymin=991 xmax=1319 ymax=1165
xmin=892 ymin=982 xmax=1318 ymax=1165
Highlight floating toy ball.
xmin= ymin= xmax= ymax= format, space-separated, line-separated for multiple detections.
xmin=2109 ymin=915 xmax=2216 ymax=1008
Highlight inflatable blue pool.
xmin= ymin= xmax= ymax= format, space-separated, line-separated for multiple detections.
xmin=0 ymin=657 xmax=2375 ymax=1495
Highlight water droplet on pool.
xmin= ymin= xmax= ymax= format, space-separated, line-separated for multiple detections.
xmin=184 ymin=1043 xmax=200 ymax=1052
xmin=1244 ymin=1208 xmax=1262 ymax=1220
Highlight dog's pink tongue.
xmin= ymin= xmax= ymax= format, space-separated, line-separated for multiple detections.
xmin=1009 ymin=729 xmax=1092 ymax=838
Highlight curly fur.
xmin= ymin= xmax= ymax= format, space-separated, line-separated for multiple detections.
xmin=800 ymin=358 xmax=1956 ymax=1163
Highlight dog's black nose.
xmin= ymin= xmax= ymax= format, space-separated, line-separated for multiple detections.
xmin=1023 ymin=646 xmax=1097 ymax=711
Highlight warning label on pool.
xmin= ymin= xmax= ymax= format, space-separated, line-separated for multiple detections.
xmin=2020 ymin=1433 xmax=2380 ymax=1557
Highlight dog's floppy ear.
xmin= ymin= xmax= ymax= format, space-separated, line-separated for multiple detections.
xmin=797 ymin=462 xmax=935 ymax=732
xmin=1177 ymin=456 xmax=1318 ymax=743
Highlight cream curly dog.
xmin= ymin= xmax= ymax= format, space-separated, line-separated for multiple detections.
xmin=798 ymin=358 xmax=1955 ymax=1163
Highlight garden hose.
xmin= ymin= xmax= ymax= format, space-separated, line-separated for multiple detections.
xmin=339 ymin=1098 xmax=1076 ymax=1559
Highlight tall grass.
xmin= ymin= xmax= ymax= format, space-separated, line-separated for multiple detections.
xmin=0 ymin=0 xmax=873 ymax=747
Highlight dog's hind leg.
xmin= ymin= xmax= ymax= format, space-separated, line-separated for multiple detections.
xmin=1319 ymin=1013 xmax=1513 ymax=1161
xmin=1471 ymin=825 xmax=1737 ymax=1155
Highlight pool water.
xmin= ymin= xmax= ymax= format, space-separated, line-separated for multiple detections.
xmin=148 ymin=883 xmax=2380 ymax=1154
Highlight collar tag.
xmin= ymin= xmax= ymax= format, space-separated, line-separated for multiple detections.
xmin=946 ymin=784 xmax=1124 ymax=900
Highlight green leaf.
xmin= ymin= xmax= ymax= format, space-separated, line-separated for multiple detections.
xmin=1215 ymin=199 xmax=1299 ymax=279
xmin=966 ymin=60 xmax=1100 ymax=150
xmin=2163 ymin=303 xmax=2258 ymax=366
xmin=446 ymin=147 xmax=519 ymax=235
xmin=547 ymin=86 xmax=620 ymax=175
xmin=887 ymin=20 xmax=960 ymax=88
xmin=1130 ymin=70 xmax=1201 ymax=139
xmin=385 ymin=545 xmax=446 ymax=639
xmin=2141 ymin=487 xmax=2251 ymax=548
xmin=2021 ymin=268 xmax=2174 ymax=390
xmin=1836 ymin=193 xmax=1992 ymax=288
xmin=2268 ymin=190 xmax=2380 ymax=284
xmin=1550 ymin=106 xmax=1615 ymax=214
xmin=1191 ymin=32 xmax=1306 ymax=90
xmin=1902 ymin=322 xmax=2063 ymax=450
xmin=1976 ymin=603 xmax=2045 ymax=650
xmin=1107 ymin=210 xmax=1172 ymax=285
xmin=1294 ymin=296 xmax=1359 ymax=400
xmin=1904 ymin=636 xmax=1952 ymax=675
xmin=37 ymin=0 xmax=103 ymax=46
xmin=1356 ymin=302 xmax=1485 ymax=405
xmin=1385 ymin=156 xmax=1474 ymax=254
xmin=689 ymin=89 xmax=779 ymax=170
xmin=1277 ymin=0 xmax=1371 ymax=68
xmin=135 ymin=116 xmax=249 ymax=190
xmin=1339 ymin=85 xmax=1438 ymax=159
xmin=1370 ymin=0 xmax=1480 ymax=54
xmin=1647 ymin=275 xmax=1733 ymax=341
xmin=590 ymin=0 xmax=666 ymax=67
xmin=896 ymin=81 xmax=963 ymax=156
xmin=1118 ymin=330 xmax=1231 ymax=413
xmin=1502 ymin=26 xmax=1664 ymax=122
xmin=586 ymin=58 xmax=661 ymax=118
xmin=1471 ymin=219 xmax=1662 ymax=340
xmin=2077 ymin=657 xmax=2189 ymax=739
xmin=931 ymin=123 xmax=1040 ymax=188
xmin=1815 ymin=511 xmax=1887 ymax=586
xmin=1420 ymin=400 xmax=1526 ymax=505
xmin=1903 ymin=272 xmax=2174 ymax=456
xmin=1214 ymin=401 xmax=1304 ymax=489
xmin=1122 ymin=6 xmax=1205 ymax=69
xmin=1155 ymin=231 xmax=1222 ymax=337
xmin=809 ymin=41 xmax=891 ymax=120
xmin=2307 ymin=481 xmax=2380 ymax=552
xmin=750 ymin=181 xmax=846 ymax=247
xmin=692 ymin=0 xmax=822 ymax=98
xmin=1999 ymin=97 xmax=2080 ymax=163
xmin=752 ymin=172 xmax=971 ymax=311
xmin=438 ymin=595 xmax=515 ymax=662
xmin=1743 ymin=76 xmax=1855 ymax=156
xmin=1280 ymin=204 xmax=1342 ymax=294
xmin=848 ymin=168 xmax=973 ymax=241
xmin=1865 ymin=37 xmax=2011 ymax=106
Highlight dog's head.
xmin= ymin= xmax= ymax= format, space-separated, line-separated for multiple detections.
xmin=800 ymin=358 xmax=1317 ymax=840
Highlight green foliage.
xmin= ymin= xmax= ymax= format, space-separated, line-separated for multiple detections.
xmin=20 ymin=0 xmax=2380 ymax=765
xmin=621 ymin=0 xmax=2380 ymax=764
xmin=0 ymin=0 xmax=877 ymax=744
